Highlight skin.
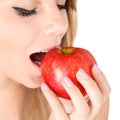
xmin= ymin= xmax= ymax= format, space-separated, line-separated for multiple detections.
xmin=42 ymin=65 xmax=111 ymax=120
xmin=0 ymin=0 xmax=111 ymax=120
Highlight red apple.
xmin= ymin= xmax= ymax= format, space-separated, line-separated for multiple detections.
xmin=40 ymin=47 xmax=97 ymax=99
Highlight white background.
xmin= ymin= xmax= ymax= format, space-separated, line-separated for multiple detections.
xmin=74 ymin=0 xmax=120 ymax=120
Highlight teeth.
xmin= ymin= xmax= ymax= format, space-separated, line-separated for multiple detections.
xmin=41 ymin=47 xmax=53 ymax=53
xmin=34 ymin=61 xmax=41 ymax=66
xmin=41 ymin=49 xmax=49 ymax=53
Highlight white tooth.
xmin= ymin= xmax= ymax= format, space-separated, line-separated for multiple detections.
xmin=41 ymin=47 xmax=52 ymax=52
xmin=41 ymin=49 xmax=49 ymax=52
xmin=35 ymin=61 xmax=41 ymax=66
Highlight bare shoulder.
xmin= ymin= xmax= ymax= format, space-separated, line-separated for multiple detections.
xmin=94 ymin=98 xmax=110 ymax=120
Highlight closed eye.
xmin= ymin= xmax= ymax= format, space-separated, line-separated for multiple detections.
xmin=57 ymin=4 xmax=67 ymax=10
xmin=13 ymin=7 xmax=37 ymax=17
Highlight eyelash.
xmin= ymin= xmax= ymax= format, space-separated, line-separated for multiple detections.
xmin=13 ymin=7 xmax=37 ymax=17
xmin=57 ymin=4 xmax=66 ymax=10
xmin=13 ymin=4 xmax=66 ymax=17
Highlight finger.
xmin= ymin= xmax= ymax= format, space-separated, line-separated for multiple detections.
xmin=92 ymin=65 xmax=111 ymax=100
xmin=76 ymin=69 xmax=103 ymax=110
xmin=58 ymin=97 xmax=74 ymax=114
xmin=62 ymin=76 xmax=90 ymax=116
xmin=41 ymin=82 xmax=69 ymax=120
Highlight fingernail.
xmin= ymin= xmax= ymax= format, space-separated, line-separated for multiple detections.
xmin=78 ymin=69 xmax=88 ymax=79
xmin=55 ymin=69 xmax=64 ymax=82
xmin=63 ymin=76 xmax=73 ymax=87
xmin=41 ymin=82 xmax=50 ymax=91
xmin=93 ymin=65 xmax=101 ymax=73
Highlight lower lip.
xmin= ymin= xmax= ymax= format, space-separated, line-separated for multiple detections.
xmin=29 ymin=59 xmax=41 ymax=74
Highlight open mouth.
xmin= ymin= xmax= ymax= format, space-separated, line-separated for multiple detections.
xmin=29 ymin=46 xmax=59 ymax=67
xmin=30 ymin=52 xmax=46 ymax=67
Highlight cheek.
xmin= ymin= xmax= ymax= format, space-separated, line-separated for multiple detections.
xmin=0 ymin=7 xmax=37 ymax=50
xmin=0 ymin=6 xmax=43 ymax=88
xmin=0 ymin=11 xmax=36 ymax=76
xmin=0 ymin=14 xmax=36 ymax=57
xmin=0 ymin=23 xmax=41 ymax=88
xmin=0 ymin=22 xmax=30 ymax=66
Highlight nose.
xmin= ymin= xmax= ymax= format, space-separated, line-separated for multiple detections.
xmin=39 ymin=5 xmax=68 ymax=38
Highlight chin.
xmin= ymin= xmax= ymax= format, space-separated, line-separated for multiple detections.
xmin=21 ymin=75 xmax=43 ymax=88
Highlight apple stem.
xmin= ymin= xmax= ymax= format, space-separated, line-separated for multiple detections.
xmin=61 ymin=48 xmax=73 ymax=54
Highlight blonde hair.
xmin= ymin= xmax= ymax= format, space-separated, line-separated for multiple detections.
xmin=62 ymin=0 xmax=78 ymax=47
xmin=23 ymin=0 xmax=77 ymax=120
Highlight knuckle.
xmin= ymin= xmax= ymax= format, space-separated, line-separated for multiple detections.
xmin=95 ymin=97 xmax=104 ymax=112
xmin=79 ymin=105 xmax=90 ymax=116
xmin=104 ymin=86 xmax=111 ymax=101
xmin=107 ymin=85 xmax=111 ymax=95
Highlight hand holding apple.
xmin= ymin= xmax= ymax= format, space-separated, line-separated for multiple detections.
xmin=40 ymin=47 xmax=97 ymax=99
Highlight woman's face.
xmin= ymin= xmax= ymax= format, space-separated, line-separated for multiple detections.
xmin=0 ymin=0 xmax=68 ymax=88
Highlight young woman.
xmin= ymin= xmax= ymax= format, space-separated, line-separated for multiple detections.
xmin=0 ymin=0 xmax=111 ymax=120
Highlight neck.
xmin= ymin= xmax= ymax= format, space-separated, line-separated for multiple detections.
xmin=0 ymin=80 xmax=27 ymax=120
